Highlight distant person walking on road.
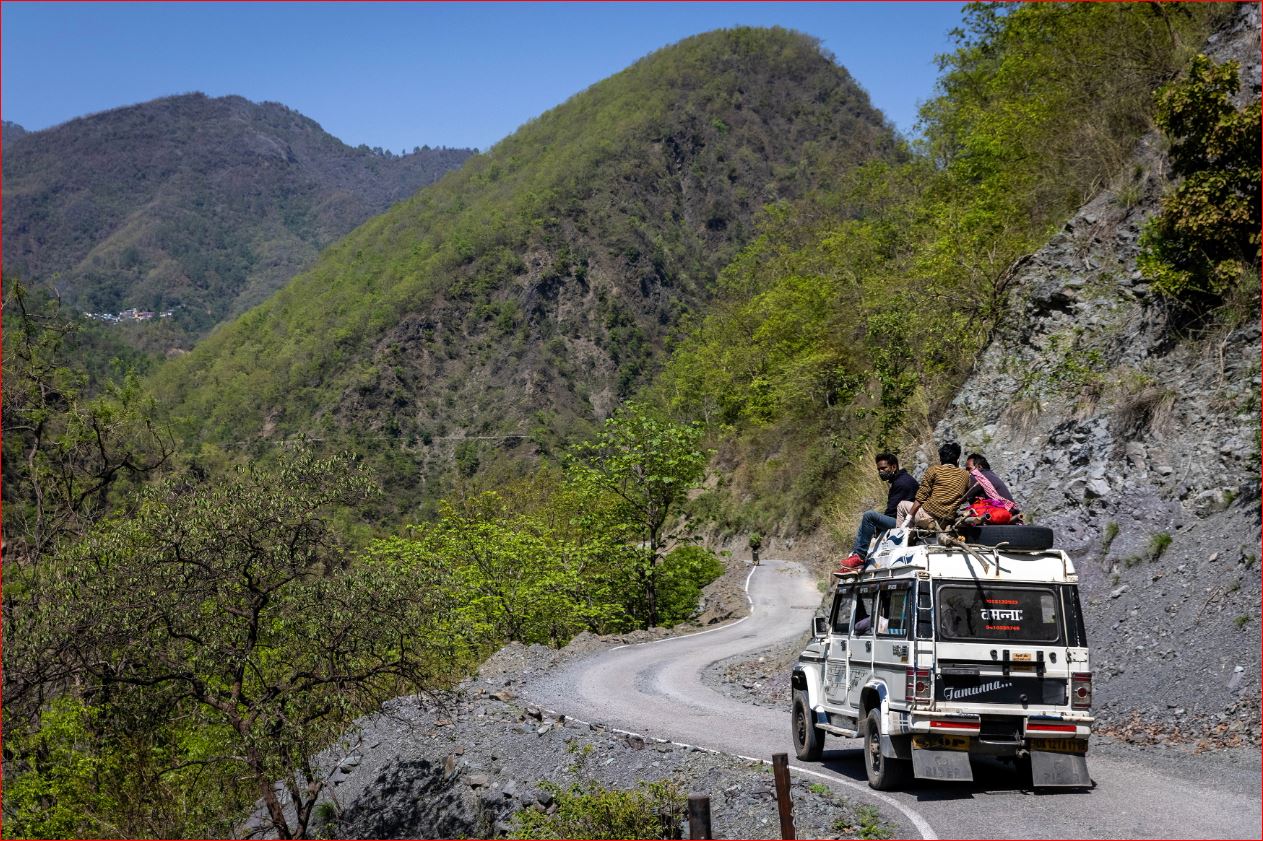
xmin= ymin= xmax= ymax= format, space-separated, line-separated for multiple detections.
xmin=838 ymin=452 xmax=918 ymax=573
xmin=749 ymin=532 xmax=763 ymax=566
xmin=896 ymin=442 xmax=969 ymax=531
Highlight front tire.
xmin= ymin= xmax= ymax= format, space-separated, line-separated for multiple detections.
xmin=863 ymin=708 xmax=909 ymax=790
xmin=792 ymin=689 xmax=824 ymax=760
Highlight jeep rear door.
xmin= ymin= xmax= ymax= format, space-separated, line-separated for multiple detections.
xmin=934 ymin=581 xmax=1071 ymax=706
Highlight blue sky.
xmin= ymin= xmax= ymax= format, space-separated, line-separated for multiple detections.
xmin=2 ymin=2 xmax=965 ymax=152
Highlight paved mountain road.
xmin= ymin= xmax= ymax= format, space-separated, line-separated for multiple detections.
xmin=522 ymin=559 xmax=1262 ymax=839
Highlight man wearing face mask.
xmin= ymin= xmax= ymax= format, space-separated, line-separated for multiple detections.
xmin=839 ymin=452 xmax=918 ymax=573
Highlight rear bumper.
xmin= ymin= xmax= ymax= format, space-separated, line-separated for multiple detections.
xmin=905 ymin=712 xmax=1093 ymax=739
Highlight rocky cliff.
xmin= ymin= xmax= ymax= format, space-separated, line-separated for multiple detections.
xmin=933 ymin=4 xmax=1261 ymax=747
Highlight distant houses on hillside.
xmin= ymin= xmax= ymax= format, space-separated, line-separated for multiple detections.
xmin=85 ymin=307 xmax=175 ymax=324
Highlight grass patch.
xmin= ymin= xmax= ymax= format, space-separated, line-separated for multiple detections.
xmin=834 ymin=805 xmax=893 ymax=840
xmin=1102 ymin=521 xmax=1119 ymax=554
xmin=1126 ymin=531 xmax=1173 ymax=567
xmin=1149 ymin=532 xmax=1173 ymax=561
xmin=1234 ymin=614 xmax=1250 ymax=629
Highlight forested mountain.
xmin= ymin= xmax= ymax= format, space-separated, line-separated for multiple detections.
xmin=1 ymin=94 xmax=473 ymax=338
xmin=153 ymin=28 xmax=901 ymax=516
xmin=3 ymin=120 xmax=28 ymax=150
xmin=6 ymin=7 xmax=1258 ymax=838
xmin=655 ymin=2 xmax=1243 ymax=533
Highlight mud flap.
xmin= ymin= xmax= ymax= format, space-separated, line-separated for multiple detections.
xmin=911 ymin=747 xmax=974 ymax=782
xmin=1030 ymin=750 xmax=1091 ymax=787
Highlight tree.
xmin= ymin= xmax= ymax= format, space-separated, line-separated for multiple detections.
xmin=370 ymin=477 xmax=639 ymax=648
xmin=1139 ymin=55 xmax=1262 ymax=309
xmin=565 ymin=404 xmax=707 ymax=626
xmin=9 ymin=452 xmax=461 ymax=839
xmin=2 ymin=280 xmax=175 ymax=730
xmin=1 ymin=280 xmax=174 ymax=569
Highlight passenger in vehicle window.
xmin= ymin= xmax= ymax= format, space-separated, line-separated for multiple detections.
xmin=854 ymin=591 xmax=879 ymax=635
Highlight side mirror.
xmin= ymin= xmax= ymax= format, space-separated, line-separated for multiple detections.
xmin=812 ymin=615 xmax=829 ymax=638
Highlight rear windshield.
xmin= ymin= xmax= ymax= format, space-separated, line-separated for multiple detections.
xmin=936 ymin=584 xmax=1062 ymax=642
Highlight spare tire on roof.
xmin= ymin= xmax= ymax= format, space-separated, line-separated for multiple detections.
xmin=959 ymin=524 xmax=1054 ymax=551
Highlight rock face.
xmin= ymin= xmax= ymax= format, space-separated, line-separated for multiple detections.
xmin=934 ymin=5 xmax=1262 ymax=746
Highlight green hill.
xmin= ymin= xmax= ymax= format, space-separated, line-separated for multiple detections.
xmin=2 ymin=94 xmax=473 ymax=339
xmin=654 ymin=2 xmax=1235 ymax=534
xmin=154 ymin=27 xmax=901 ymax=516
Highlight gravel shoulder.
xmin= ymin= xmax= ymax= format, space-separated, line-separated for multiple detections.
xmin=269 ymin=683 xmax=895 ymax=840
xmin=247 ymin=561 xmax=893 ymax=840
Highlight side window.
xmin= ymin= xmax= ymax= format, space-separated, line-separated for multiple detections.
xmin=853 ymin=589 xmax=878 ymax=635
xmin=831 ymin=589 xmax=854 ymax=634
xmin=877 ymin=587 xmax=909 ymax=637
xmin=915 ymin=581 xmax=933 ymax=639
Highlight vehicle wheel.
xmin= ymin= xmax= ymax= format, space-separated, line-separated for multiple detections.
xmin=792 ymin=689 xmax=824 ymax=761
xmin=863 ymin=708 xmax=909 ymax=791
xmin=959 ymin=524 xmax=1054 ymax=550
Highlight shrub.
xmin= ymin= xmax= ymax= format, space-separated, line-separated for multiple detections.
xmin=510 ymin=779 xmax=685 ymax=840
xmin=656 ymin=545 xmax=726 ymax=626
xmin=1139 ymin=55 xmax=1262 ymax=309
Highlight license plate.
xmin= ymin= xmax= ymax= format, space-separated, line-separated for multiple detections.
xmin=1030 ymin=738 xmax=1087 ymax=754
xmin=913 ymin=734 xmax=971 ymax=751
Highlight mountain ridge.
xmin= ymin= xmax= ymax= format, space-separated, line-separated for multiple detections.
xmin=153 ymin=27 xmax=903 ymax=517
xmin=2 ymin=92 xmax=475 ymax=337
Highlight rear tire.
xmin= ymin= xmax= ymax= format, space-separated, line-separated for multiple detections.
xmin=863 ymin=708 xmax=909 ymax=790
xmin=792 ymin=689 xmax=824 ymax=761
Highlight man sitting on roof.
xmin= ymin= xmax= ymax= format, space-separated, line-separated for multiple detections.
xmin=838 ymin=452 xmax=918 ymax=574
xmin=896 ymin=441 xmax=969 ymax=531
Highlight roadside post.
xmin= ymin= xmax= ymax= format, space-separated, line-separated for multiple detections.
xmin=772 ymin=752 xmax=796 ymax=839
xmin=687 ymin=793 xmax=712 ymax=839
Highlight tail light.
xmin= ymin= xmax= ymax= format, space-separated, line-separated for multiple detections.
xmin=906 ymin=668 xmax=931 ymax=703
xmin=1071 ymin=672 xmax=1092 ymax=710
xmin=1027 ymin=721 xmax=1078 ymax=734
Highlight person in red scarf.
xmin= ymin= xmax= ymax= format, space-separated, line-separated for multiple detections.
xmin=962 ymin=453 xmax=1020 ymax=524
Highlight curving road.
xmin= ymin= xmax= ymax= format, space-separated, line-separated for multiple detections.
xmin=522 ymin=559 xmax=1262 ymax=839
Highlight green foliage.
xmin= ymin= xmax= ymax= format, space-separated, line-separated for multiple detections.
xmin=1149 ymin=531 xmax=1174 ymax=561
xmin=833 ymin=804 xmax=894 ymax=840
xmin=566 ymin=403 xmax=708 ymax=626
xmin=656 ymin=545 xmax=726 ymax=626
xmin=510 ymin=778 xmax=685 ymax=840
xmin=5 ymin=451 xmax=461 ymax=839
xmin=655 ymin=2 xmax=1223 ymax=530
xmin=1139 ymin=54 xmax=1261 ymax=308
xmin=151 ymin=29 xmax=899 ymax=519
xmin=1 ymin=280 xmax=174 ymax=569
xmin=1102 ymin=521 xmax=1120 ymax=554
xmin=3 ymin=697 xmax=123 ymax=840
xmin=368 ymin=472 xmax=640 ymax=648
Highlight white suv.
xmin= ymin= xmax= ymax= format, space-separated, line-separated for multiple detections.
xmin=791 ymin=526 xmax=1093 ymax=790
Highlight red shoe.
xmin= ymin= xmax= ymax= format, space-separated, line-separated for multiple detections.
xmin=838 ymin=553 xmax=865 ymax=575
